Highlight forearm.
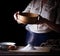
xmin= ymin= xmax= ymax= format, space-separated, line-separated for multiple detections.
xmin=43 ymin=18 xmax=60 ymax=33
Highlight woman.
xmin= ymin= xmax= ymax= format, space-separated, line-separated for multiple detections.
xmin=14 ymin=0 xmax=60 ymax=50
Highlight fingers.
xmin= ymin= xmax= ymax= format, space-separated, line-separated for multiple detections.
xmin=16 ymin=11 xmax=20 ymax=15
xmin=36 ymin=15 xmax=46 ymax=24
xmin=38 ymin=15 xmax=42 ymax=19
xmin=13 ymin=11 xmax=20 ymax=21
xmin=13 ymin=11 xmax=22 ymax=24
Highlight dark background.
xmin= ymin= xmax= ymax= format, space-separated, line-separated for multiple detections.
xmin=0 ymin=0 xmax=31 ymax=46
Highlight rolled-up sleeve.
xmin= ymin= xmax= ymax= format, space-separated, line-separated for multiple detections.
xmin=22 ymin=1 xmax=33 ymax=13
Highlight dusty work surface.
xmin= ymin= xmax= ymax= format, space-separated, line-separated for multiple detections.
xmin=0 ymin=46 xmax=60 ymax=55
xmin=9 ymin=46 xmax=51 ymax=52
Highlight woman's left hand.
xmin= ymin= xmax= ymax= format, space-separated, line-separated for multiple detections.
xmin=36 ymin=15 xmax=46 ymax=24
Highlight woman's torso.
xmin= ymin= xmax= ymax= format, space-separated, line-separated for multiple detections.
xmin=26 ymin=0 xmax=57 ymax=33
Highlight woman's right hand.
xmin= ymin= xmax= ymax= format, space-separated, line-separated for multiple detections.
xmin=13 ymin=11 xmax=19 ymax=21
xmin=13 ymin=11 xmax=21 ymax=24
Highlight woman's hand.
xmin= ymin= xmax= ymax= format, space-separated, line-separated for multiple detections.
xmin=13 ymin=11 xmax=21 ymax=24
xmin=36 ymin=15 xmax=46 ymax=24
xmin=13 ymin=11 xmax=20 ymax=20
